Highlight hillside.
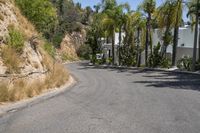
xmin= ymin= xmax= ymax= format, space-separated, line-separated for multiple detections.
xmin=0 ymin=0 xmax=69 ymax=102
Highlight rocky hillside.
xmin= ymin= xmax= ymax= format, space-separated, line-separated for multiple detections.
xmin=0 ymin=0 xmax=69 ymax=102
xmin=57 ymin=31 xmax=86 ymax=62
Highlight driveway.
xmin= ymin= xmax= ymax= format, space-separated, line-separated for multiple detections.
xmin=0 ymin=62 xmax=200 ymax=133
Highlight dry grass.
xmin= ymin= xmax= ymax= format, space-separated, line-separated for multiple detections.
xmin=45 ymin=63 xmax=69 ymax=88
xmin=0 ymin=81 xmax=9 ymax=102
xmin=0 ymin=0 xmax=7 ymax=4
xmin=1 ymin=46 xmax=21 ymax=74
xmin=0 ymin=65 xmax=69 ymax=102
xmin=0 ymin=12 xmax=4 ymax=21
xmin=12 ymin=4 xmax=37 ymax=39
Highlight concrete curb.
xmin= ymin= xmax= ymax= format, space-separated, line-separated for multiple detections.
xmin=95 ymin=64 xmax=200 ymax=76
xmin=0 ymin=75 xmax=76 ymax=117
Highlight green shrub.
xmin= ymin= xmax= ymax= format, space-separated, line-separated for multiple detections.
xmin=15 ymin=0 xmax=57 ymax=37
xmin=120 ymin=46 xmax=137 ymax=66
xmin=7 ymin=26 xmax=25 ymax=53
xmin=43 ymin=42 xmax=55 ymax=58
xmin=148 ymin=42 xmax=171 ymax=68
xmin=177 ymin=56 xmax=192 ymax=71
xmin=77 ymin=44 xmax=92 ymax=59
xmin=52 ymin=33 xmax=64 ymax=48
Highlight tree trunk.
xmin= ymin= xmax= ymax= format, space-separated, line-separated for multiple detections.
xmin=112 ymin=30 xmax=115 ymax=65
xmin=149 ymin=13 xmax=153 ymax=64
xmin=192 ymin=0 xmax=199 ymax=71
xmin=172 ymin=0 xmax=181 ymax=66
xmin=118 ymin=25 xmax=122 ymax=66
xmin=172 ymin=26 xmax=179 ymax=66
xmin=198 ymin=28 xmax=200 ymax=61
xmin=137 ymin=28 xmax=141 ymax=67
xmin=145 ymin=22 xmax=149 ymax=67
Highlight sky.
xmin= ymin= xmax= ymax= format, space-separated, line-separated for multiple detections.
xmin=74 ymin=0 xmax=188 ymax=21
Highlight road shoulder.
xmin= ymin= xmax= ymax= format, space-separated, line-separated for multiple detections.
xmin=0 ymin=75 xmax=76 ymax=117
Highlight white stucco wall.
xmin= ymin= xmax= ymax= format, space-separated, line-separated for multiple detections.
xmin=152 ymin=27 xmax=199 ymax=54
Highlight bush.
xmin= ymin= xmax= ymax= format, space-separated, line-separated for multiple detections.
xmin=148 ymin=42 xmax=171 ymax=68
xmin=120 ymin=46 xmax=137 ymax=66
xmin=77 ymin=44 xmax=92 ymax=59
xmin=52 ymin=33 xmax=64 ymax=48
xmin=7 ymin=26 xmax=25 ymax=53
xmin=15 ymin=0 xmax=57 ymax=37
xmin=177 ymin=56 xmax=192 ymax=71
xmin=43 ymin=42 xmax=56 ymax=58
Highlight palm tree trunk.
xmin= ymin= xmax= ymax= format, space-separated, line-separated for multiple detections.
xmin=198 ymin=28 xmax=200 ymax=61
xmin=172 ymin=26 xmax=179 ymax=66
xmin=172 ymin=0 xmax=181 ymax=66
xmin=118 ymin=25 xmax=122 ymax=65
xmin=192 ymin=0 xmax=199 ymax=71
xmin=112 ymin=30 xmax=115 ymax=65
xmin=137 ymin=28 xmax=141 ymax=67
xmin=145 ymin=22 xmax=149 ymax=67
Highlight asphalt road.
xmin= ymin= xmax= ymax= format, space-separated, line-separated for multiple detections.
xmin=0 ymin=62 xmax=200 ymax=133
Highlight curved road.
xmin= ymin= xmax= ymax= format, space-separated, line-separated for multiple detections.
xmin=0 ymin=62 xmax=200 ymax=133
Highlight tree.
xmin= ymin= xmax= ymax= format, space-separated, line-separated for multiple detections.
xmin=157 ymin=1 xmax=176 ymax=58
xmin=172 ymin=0 xmax=183 ymax=66
xmin=139 ymin=0 xmax=156 ymax=67
xmin=114 ymin=3 xmax=130 ymax=65
xmin=101 ymin=0 xmax=118 ymax=65
xmin=187 ymin=0 xmax=200 ymax=71
xmin=86 ymin=13 xmax=104 ymax=63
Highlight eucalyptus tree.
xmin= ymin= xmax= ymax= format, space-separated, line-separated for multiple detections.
xmin=187 ymin=0 xmax=200 ymax=71
xmin=138 ymin=0 xmax=156 ymax=67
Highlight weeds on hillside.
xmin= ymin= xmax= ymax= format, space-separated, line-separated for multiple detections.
xmin=1 ymin=46 xmax=21 ymax=74
xmin=0 ymin=65 xmax=69 ymax=102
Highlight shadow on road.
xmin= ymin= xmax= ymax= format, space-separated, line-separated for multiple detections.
xmin=77 ymin=62 xmax=200 ymax=91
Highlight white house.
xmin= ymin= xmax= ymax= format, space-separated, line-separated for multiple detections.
xmin=151 ymin=26 xmax=199 ymax=63
xmin=101 ymin=25 xmax=199 ymax=65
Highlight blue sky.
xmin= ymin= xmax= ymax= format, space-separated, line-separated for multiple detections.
xmin=74 ymin=0 xmax=188 ymax=21
xmin=73 ymin=0 xmax=165 ymax=10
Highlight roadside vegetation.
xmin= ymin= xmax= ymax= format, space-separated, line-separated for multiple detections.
xmin=86 ymin=0 xmax=200 ymax=71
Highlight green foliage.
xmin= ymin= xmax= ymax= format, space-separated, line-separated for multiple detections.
xmin=148 ymin=42 xmax=162 ymax=67
xmin=52 ymin=33 xmax=64 ymax=48
xmin=43 ymin=42 xmax=56 ymax=58
xmin=77 ymin=44 xmax=92 ymax=59
xmin=177 ymin=56 xmax=193 ymax=71
xmin=15 ymin=0 xmax=58 ymax=38
xmin=120 ymin=45 xmax=137 ymax=66
xmin=148 ymin=42 xmax=171 ymax=68
xmin=7 ymin=26 xmax=25 ymax=53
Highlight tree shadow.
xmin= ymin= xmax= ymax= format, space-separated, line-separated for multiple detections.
xmin=77 ymin=62 xmax=200 ymax=92
xmin=135 ymin=72 xmax=200 ymax=91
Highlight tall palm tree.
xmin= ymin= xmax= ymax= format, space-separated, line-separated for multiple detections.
xmin=157 ymin=1 xmax=176 ymax=58
xmin=187 ymin=0 xmax=200 ymax=71
xmin=115 ymin=3 xmax=130 ymax=65
xmin=139 ymin=0 xmax=156 ymax=67
xmin=101 ymin=9 xmax=118 ymax=64
xmin=172 ymin=0 xmax=183 ymax=66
